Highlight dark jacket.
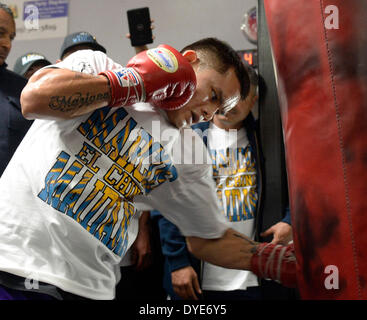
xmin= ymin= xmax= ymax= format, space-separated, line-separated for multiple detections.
xmin=153 ymin=113 xmax=291 ymax=298
xmin=0 ymin=63 xmax=33 ymax=176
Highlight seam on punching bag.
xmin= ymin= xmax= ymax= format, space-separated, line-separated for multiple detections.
xmin=320 ymin=0 xmax=362 ymax=299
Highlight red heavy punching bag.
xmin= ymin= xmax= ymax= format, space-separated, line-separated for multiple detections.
xmin=264 ymin=0 xmax=367 ymax=299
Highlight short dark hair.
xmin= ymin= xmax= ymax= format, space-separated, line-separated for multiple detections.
xmin=245 ymin=65 xmax=258 ymax=87
xmin=0 ymin=2 xmax=14 ymax=20
xmin=181 ymin=38 xmax=250 ymax=100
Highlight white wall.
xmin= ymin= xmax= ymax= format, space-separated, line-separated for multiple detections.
xmin=7 ymin=0 xmax=257 ymax=70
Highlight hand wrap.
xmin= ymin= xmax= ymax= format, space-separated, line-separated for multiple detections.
xmin=250 ymin=242 xmax=297 ymax=288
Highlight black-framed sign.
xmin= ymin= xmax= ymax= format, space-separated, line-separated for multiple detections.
xmin=237 ymin=49 xmax=258 ymax=68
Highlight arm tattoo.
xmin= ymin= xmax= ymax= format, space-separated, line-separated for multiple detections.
xmin=49 ymin=92 xmax=110 ymax=112
xmin=233 ymin=232 xmax=257 ymax=245
xmin=233 ymin=232 xmax=259 ymax=254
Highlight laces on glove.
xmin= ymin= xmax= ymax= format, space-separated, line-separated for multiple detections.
xmin=99 ymin=68 xmax=146 ymax=107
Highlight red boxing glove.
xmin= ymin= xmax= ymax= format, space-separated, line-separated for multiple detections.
xmin=99 ymin=44 xmax=196 ymax=109
xmin=250 ymin=242 xmax=297 ymax=288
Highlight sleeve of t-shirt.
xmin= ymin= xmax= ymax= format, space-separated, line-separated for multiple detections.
xmin=43 ymin=49 xmax=122 ymax=75
xmin=136 ymin=128 xmax=230 ymax=239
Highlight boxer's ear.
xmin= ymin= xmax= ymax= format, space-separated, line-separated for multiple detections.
xmin=182 ymin=50 xmax=197 ymax=64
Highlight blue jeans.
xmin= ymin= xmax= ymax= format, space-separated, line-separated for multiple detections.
xmin=0 ymin=284 xmax=55 ymax=300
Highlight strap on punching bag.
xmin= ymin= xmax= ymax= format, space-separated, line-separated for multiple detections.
xmin=257 ymin=0 xmax=296 ymax=300
xmin=257 ymin=0 xmax=288 ymax=236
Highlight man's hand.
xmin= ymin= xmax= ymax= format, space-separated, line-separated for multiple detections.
xmin=130 ymin=230 xmax=152 ymax=271
xmin=171 ymin=266 xmax=201 ymax=300
xmin=126 ymin=19 xmax=155 ymax=54
xmin=130 ymin=211 xmax=152 ymax=271
xmin=260 ymin=222 xmax=293 ymax=245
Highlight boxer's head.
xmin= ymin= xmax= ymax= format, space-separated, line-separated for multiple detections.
xmin=165 ymin=38 xmax=250 ymax=129
xmin=214 ymin=65 xmax=258 ymax=130
xmin=0 ymin=3 xmax=15 ymax=66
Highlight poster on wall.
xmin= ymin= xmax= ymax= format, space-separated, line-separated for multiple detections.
xmin=3 ymin=0 xmax=69 ymax=40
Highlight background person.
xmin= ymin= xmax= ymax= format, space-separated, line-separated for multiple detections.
xmin=155 ymin=66 xmax=293 ymax=300
xmin=59 ymin=31 xmax=107 ymax=61
xmin=0 ymin=3 xmax=33 ymax=177
xmin=13 ymin=52 xmax=51 ymax=79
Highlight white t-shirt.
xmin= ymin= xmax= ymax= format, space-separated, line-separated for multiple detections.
xmin=118 ymin=211 xmax=141 ymax=268
xmin=201 ymin=122 xmax=259 ymax=291
xmin=0 ymin=50 xmax=228 ymax=299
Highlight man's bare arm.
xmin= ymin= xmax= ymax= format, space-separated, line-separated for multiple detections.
xmin=186 ymin=228 xmax=258 ymax=271
xmin=186 ymin=228 xmax=297 ymax=288
xmin=21 ymin=68 xmax=110 ymax=120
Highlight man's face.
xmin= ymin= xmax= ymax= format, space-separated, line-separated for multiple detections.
xmin=24 ymin=61 xmax=51 ymax=79
xmin=214 ymin=86 xmax=258 ymax=129
xmin=166 ymin=65 xmax=241 ymax=129
xmin=0 ymin=9 xmax=15 ymax=66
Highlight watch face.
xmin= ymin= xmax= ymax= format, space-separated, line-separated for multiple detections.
xmin=241 ymin=6 xmax=258 ymax=44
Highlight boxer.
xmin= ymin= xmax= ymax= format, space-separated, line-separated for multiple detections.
xmin=0 ymin=37 xmax=296 ymax=300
